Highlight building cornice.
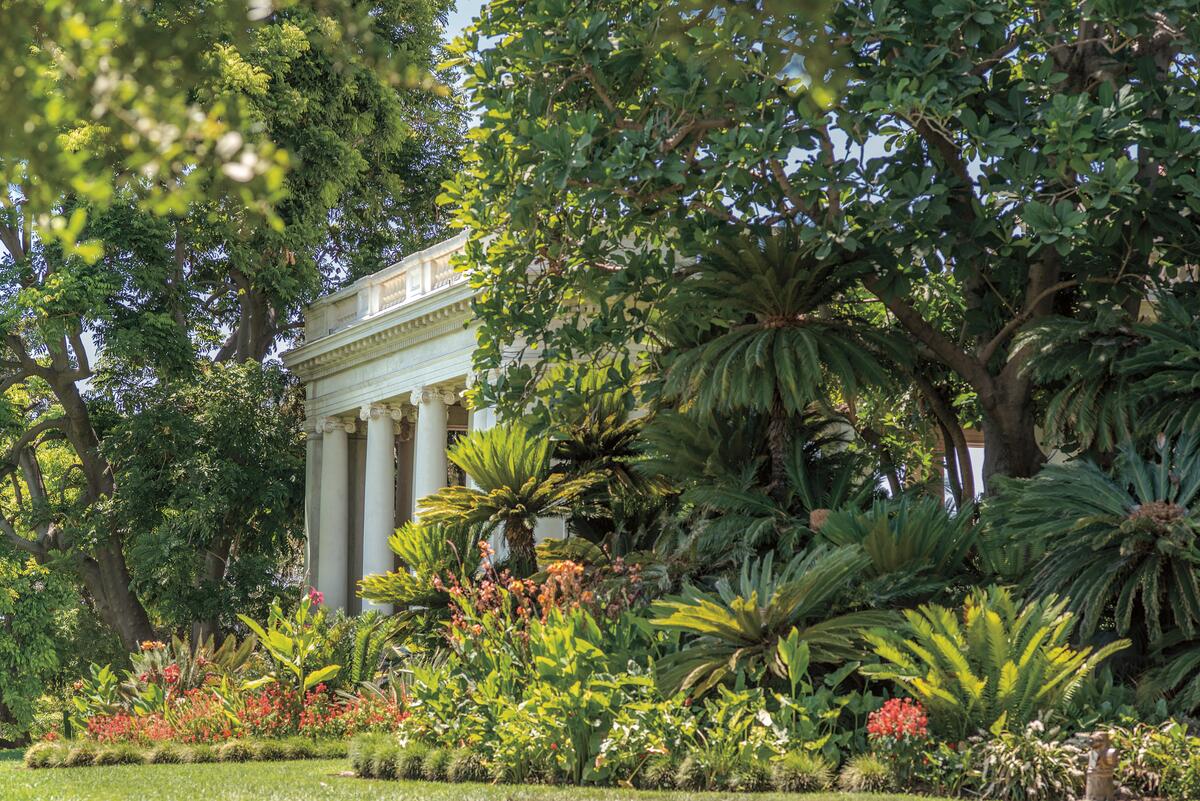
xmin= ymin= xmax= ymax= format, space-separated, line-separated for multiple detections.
xmin=282 ymin=281 xmax=477 ymax=381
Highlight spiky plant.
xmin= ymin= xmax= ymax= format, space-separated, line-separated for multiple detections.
xmin=1124 ymin=293 xmax=1200 ymax=437
xmin=819 ymin=495 xmax=977 ymax=602
xmin=650 ymin=546 xmax=895 ymax=695
xmin=418 ymin=423 xmax=600 ymax=576
xmin=659 ymin=226 xmax=898 ymax=496
xmin=988 ymin=435 xmax=1200 ymax=645
xmin=1138 ymin=637 xmax=1200 ymax=716
xmin=358 ymin=521 xmax=480 ymax=607
xmin=638 ymin=409 xmax=879 ymax=567
xmin=861 ymin=586 xmax=1129 ymax=739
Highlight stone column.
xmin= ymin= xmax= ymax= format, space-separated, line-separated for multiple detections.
xmin=359 ymin=403 xmax=400 ymax=613
xmin=410 ymin=386 xmax=454 ymax=516
xmin=316 ymin=416 xmax=355 ymax=612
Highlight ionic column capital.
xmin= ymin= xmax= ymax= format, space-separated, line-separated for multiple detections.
xmin=316 ymin=416 xmax=356 ymax=435
xmin=359 ymin=403 xmax=404 ymax=422
xmin=410 ymin=385 xmax=457 ymax=407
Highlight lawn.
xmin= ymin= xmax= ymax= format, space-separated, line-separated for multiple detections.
xmin=0 ymin=757 xmax=951 ymax=801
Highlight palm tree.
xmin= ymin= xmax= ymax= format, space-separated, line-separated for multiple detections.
xmin=658 ymin=226 xmax=898 ymax=498
xmin=418 ymin=423 xmax=599 ymax=576
xmin=986 ymin=435 xmax=1200 ymax=646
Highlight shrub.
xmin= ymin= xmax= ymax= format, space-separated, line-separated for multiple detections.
xmin=674 ymin=755 xmax=707 ymax=791
xmin=862 ymin=586 xmax=1128 ymax=738
xmin=280 ymin=737 xmax=318 ymax=760
xmin=349 ymin=733 xmax=384 ymax=777
xmin=24 ymin=741 xmax=65 ymax=769
xmin=252 ymin=740 xmax=291 ymax=762
xmin=395 ymin=741 xmax=430 ymax=780
xmin=1112 ymin=721 xmax=1200 ymax=801
xmin=772 ymin=751 xmax=834 ymax=792
xmin=637 ymin=756 xmax=677 ymax=790
xmin=868 ymin=698 xmax=929 ymax=785
xmin=728 ymin=762 xmax=771 ymax=792
xmin=838 ymin=753 xmax=894 ymax=792
xmin=185 ymin=743 xmax=217 ymax=763
xmin=370 ymin=739 xmax=401 ymax=779
xmin=973 ymin=723 xmax=1082 ymax=801
xmin=216 ymin=740 xmax=254 ymax=763
xmin=93 ymin=743 xmax=144 ymax=766
xmin=447 ymin=748 xmax=488 ymax=783
xmin=422 ymin=747 xmax=451 ymax=782
xmin=63 ymin=742 xmax=99 ymax=767
xmin=314 ymin=739 xmax=348 ymax=759
xmin=146 ymin=743 xmax=186 ymax=764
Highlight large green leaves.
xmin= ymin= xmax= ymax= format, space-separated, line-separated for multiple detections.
xmin=862 ymin=586 xmax=1128 ymax=739
xmin=358 ymin=521 xmax=480 ymax=607
xmin=650 ymin=546 xmax=895 ymax=695
xmin=985 ymin=436 xmax=1200 ymax=644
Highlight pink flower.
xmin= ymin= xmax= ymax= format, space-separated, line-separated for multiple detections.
xmin=307 ymin=588 xmax=324 ymax=605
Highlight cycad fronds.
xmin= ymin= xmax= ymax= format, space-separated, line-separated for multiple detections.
xmin=1125 ymin=293 xmax=1200 ymax=437
xmin=1139 ymin=637 xmax=1200 ymax=716
xmin=650 ymin=546 xmax=896 ymax=695
xmin=819 ymin=495 xmax=977 ymax=602
xmin=984 ymin=436 xmax=1200 ymax=644
xmin=419 ymin=423 xmax=601 ymax=575
xmin=358 ymin=521 xmax=479 ymax=607
xmin=862 ymin=586 xmax=1128 ymax=738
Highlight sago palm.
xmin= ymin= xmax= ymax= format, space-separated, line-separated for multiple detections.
xmin=818 ymin=495 xmax=977 ymax=602
xmin=659 ymin=226 xmax=898 ymax=496
xmin=418 ymin=423 xmax=600 ymax=576
xmin=358 ymin=521 xmax=480 ymax=608
xmin=986 ymin=435 xmax=1200 ymax=645
xmin=861 ymin=586 xmax=1129 ymax=739
xmin=649 ymin=546 xmax=896 ymax=696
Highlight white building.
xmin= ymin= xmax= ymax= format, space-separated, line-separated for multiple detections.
xmin=282 ymin=233 xmax=562 ymax=614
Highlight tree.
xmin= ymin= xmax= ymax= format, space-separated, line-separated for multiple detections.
xmin=418 ymin=424 xmax=600 ymax=576
xmin=0 ymin=0 xmax=464 ymax=649
xmin=444 ymin=0 xmax=1199 ymax=488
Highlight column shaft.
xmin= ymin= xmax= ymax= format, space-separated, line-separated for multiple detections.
xmin=360 ymin=405 xmax=397 ymax=613
xmin=411 ymin=387 xmax=451 ymax=516
xmin=316 ymin=419 xmax=352 ymax=611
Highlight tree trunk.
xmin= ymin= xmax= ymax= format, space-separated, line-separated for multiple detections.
xmin=766 ymin=395 xmax=790 ymax=502
xmin=979 ymin=395 xmax=1046 ymax=490
xmin=505 ymin=520 xmax=537 ymax=578
xmin=191 ymin=534 xmax=233 ymax=647
xmin=80 ymin=545 xmax=156 ymax=652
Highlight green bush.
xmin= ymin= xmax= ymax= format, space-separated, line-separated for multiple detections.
xmin=772 ymin=751 xmax=834 ymax=792
xmin=637 ymin=756 xmax=677 ymax=790
xmin=447 ymin=748 xmax=488 ymax=783
xmin=422 ymin=747 xmax=451 ymax=782
xmin=862 ymin=586 xmax=1127 ymax=738
xmin=146 ymin=743 xmax=186 ymax=764
xmin=93 ymin=743 xmax=144 ymax=766
xmin=63 ymin=742 xmax=99 ymax=767
xmin=728 ymin=762 xmax=770 ymax=792
xmin=349 ymin=734 xmax=385 ymax=777
xmin=838 ymin=753 xmax=893 ymax=793
xmin=280 ymin=737 xmax=318 ymax=760
xmin=185 ymin=744 xmax=217 ymax=763
xmin=371 ymin=739 xmax=401 ymax=780
xmin=973 ymin=724 xmax=1082 ymax=801
xmin=673 ymin=755 xmax=707 ymax=791
xmin=252 ymin=740 xmax=291 ymax=762
xmin=395 ymin=742 xmax=430 ymax=780
xmin=1112 ymin=722 xmax=1200 ymax=801
xmin=313 ymin=739 xmax=348 ymax=759
xmin=216 ymin=740 xmax=254 ymax=763
xmin=24 ymin=741 xmax=65 ymax=769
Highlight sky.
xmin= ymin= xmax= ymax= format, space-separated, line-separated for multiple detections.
xmin=445 ymin=0 xmax=487 ymax=41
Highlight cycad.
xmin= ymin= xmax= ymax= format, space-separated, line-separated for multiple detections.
xmin=861 ymin=586 xmax=1128 ymax=738
xmin=649 ymin=546 xmax=895 ymax=696
xmin=418 ymin=423 xmax=600 ymax=576
xmin=358 ymin=521 xmax=480 ymax=607
xmin=986 ymin=435 xmax=1200 ymax=645
xmin=660 ymin=227 xmax=897 ymax=494
xmin=1124 ymin=293 xmax=1200 ymax=437
xmin=818 ymin=495 xmax=977 ymax=602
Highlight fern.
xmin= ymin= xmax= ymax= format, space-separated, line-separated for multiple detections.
xmin=862 ymin=586 xmax=1128 ymax=739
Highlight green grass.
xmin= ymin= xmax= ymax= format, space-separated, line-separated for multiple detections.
xmin=0 ymin=757 xmax=945 ymax=801
xmin=0 ymin=757 xmax=949 ymax=801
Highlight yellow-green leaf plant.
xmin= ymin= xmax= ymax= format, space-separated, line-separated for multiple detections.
xmin=861 ymin=586 xmax=1128 ymax=739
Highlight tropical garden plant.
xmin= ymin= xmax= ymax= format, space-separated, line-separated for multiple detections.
xmin=862 ymin=586 xmax=1129 ymax=739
